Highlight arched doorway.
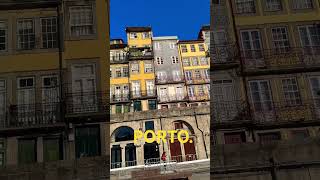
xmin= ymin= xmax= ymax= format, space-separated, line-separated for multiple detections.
xmin=144 ymin=141 xmax=160 ymax=164
xmin=169 ymin=121 xmax=197 ymax=162
xmin=111 ymin=126 xmax=137 ymax=168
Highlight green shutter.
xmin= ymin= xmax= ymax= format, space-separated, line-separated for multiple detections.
xmin=18 ymin=139 xmax=36 ymax=164
xmin=75 ymin=126 xmax=101 ymax=158
xmin=43 ymin=138 xmax=60 ymax=162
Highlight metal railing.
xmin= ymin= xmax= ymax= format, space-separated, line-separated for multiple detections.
xmin=158 ymin=94 xmax=189 ymax=103
xmin=189 ymin=94 xmax=210 ymax=101
xmin=130 ymin=90 xmax=157 ymax=99
xmin=241 ymin=47 xmax=320 ymax=72
xmin=129 ymin=48 xmax=153 ymax=60
xmin=155 ymin=75 xmax=185 ymax=84
xmin=110 ymin=54 xmax=129 ymax=64
xmin=110 ymin=94 xmax=130 ymax=103
xmin=0 ymin=103 xmax=62 ymax=129
xmin=211 ymin=44 xmax=239 ymax=64
xmin=212 ymin=100 xmax=251 ymax=123
xmin=185 ymin=77 xmax=210 ymax=84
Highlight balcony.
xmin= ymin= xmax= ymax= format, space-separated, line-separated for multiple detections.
xmin=64 ymin=91 xmax=108 ymax=116
xmin=110 ymin=54 xmax=129 ymax=64
xmin=130 ymin=90 xmax=157 ymax=99
xmin=185 ymin=77 xmax=210 ymax=85
xmin=128 ymin=48 xmax=153 ymax=60
xmin=110 ymin=94 xmax=130 ymax=104
xmin=211 ymin=44 xmax=240 ymax=66
xmin=241 ymin=47 xmax=320 ymax=74
xmin=212 ymin=100 xmax=320 ymax=128
xmin=158 ymin=94 xmax=189 ymax=103
xmin=189 ymin=94 xmax=210 ymax=102
xmin=155 ymin=75 xmax=185 ymax=85
xmin=0 ymin=103 xmax=63 ymax=130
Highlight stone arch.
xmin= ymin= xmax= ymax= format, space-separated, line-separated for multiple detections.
xmin=111 ymin=126 xmax=135 ymax=142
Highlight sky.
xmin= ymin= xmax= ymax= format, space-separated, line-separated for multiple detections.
xmin=110 ymin=0 xmax=210 ymax=42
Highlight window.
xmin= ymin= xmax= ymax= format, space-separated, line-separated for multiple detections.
xmin=115 ymin=68 xmax=122 ymax=77
xmin=265 ymin=0 xmax=282 ymax=11
xmin=188 ymin=86 xmax=195 ymax=97
xmin=292 ymin=0 xmax=313 ymax=9
xmin=299 ymin=25 xmax=320 ymax=51
xmin=142 ymin=32 xmax=150 ymax=39
xmin=259 ymin=132 xmax=281 ymax=143
xmin=144 ymin=63 xmax=153 ymax=73
xmin=172 ymin=56 xmax=179 ymax=64
xmin=183 ymin=58 xmax=190 ymax=66
xmin=157 ymin=71 xmax=167 ymax=81
xmin=200 ymin=57 xmax=208 ymax=65
xmin=17 ymin=19 xmax=35 ymax=50
xmin=18 ymin=139 xmax=36 ymax=164
xmin=224 ymin=132 xmax=246 ymax=144
xmin=198 ymin=86 xmax=205 ymax=96
xmin=0 ymin=80 xmax=5 ymax=128
xmin=130 ymin=32 xmax=137 ymax=39
xmin=194 ymin=70 xmax=201 ymax=79
xmin=249 ymin=80 xmax=273 ymax=111
xmin=75 ymin=126 xmax=101 ymax=158
xmin=174 ymin=122 xmax=183 ymax=130
xmin=181 ymin=45 xmax=188 ymax=52
xmin=146 ymin=81 xmax=155 ymax=96
xmin=154 ymin=42 xmax=161 ymax=50
xmin=282 ymin=78 xmax=301 ymax=106
xmin=0 ymin=21 xmax=7 ymax=51
xmin=173 ymin=71 xmax=181 ymax=81
xmin=145 ymin=121 xmax=155 ymax=131
xmin=123 ymin=67 xmax=129 ymax=77
xmin=272 ymin=27 xmax=290 ymax=53
xmin=69 ymin=6 xmax=94 ymax=36
xmin=131 ymin=63 xmax=139 ymax=73
xmin=156 ymin=57 xmax=164 ymax=65
xmin=198 ymin=44 xmax=205 ymax=52
xmin=41 ymin=17 xmax=57 ymax=49
xmin=124 ymin=105 xmax=130 ymax=113
xmin=111 ymin=145 xmax=122 ymax=168
xmin=43 ymin=138 xmax=61 ymax=162
xmin=291 ymin=130 xmax=309 ymax=140
xmin=132 ymin=81 xmax=141 ymax=97
xmin=190 ymin=45 xmax=196 ymax=52
xmin=169 ymin=42 xmax=175 ymax=49
xmin=213 ymin=0 xmax=221 ymax=4
xmin=134 ymin=101 xmax=142 ymax=112
xmin=185 ymin=71 xmax=192 ymax=81
xmin=0 ymin=140 xmax=5 ymax=166
xmin=148 ymin=100 xmax=157 ymax=110
xmin=241 ymin=30 xmax=263 ymax=59
xmin=192 ymin=57 xmax=199 ymax=66
xmin=236 ymin=0 xmax=256 ymax=13
xmin=204 ymin=69 xmax=209 ymax=79
xmin=116 ymin=105 xmax=122 ymax=114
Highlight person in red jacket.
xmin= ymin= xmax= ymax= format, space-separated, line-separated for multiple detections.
xmin=161 ymin=151 xmax=167 ymax=171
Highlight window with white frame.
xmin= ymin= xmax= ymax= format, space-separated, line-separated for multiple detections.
xmin=17 ymin=19 xmax=35 ymax=50
xmin=192 ymin=57 xmax=199 ymax=66
xmin=154 ymin=42 xmax=161 ymax=50
xmin=131 ymin=63 xmax=139 ymax=73
xmin=271 ymin=27 xmax=290 ymax=53
xmin=198 ymin=86 xmax=205 ymax=96
xmin=144 ymin=63 xmax=153 ymax=73
xmin=299 ymin=25 xmax=320 ymax=48
xmin=200 ymin=57 xmax=208 ymax=65
xmin=190 ymin=45 xmax=196 ymax=52
xmin=171 ymin=56 xmax=179 ymax=64
xmin=194 ymin=70 xmax=201 ymax=79
xmin=172 ymin=71 xmax=181 ymax=81
xmin=204 ymin=69 xmax=209 ymax=79
xmin=183 ymin=58 xmax=190 ymax=66
xmin=282 ymin=78 xmax=301 ymax=106
xmin=115 ymin=67 xmax=122 ymax=77
xmin=240 ymin=30 xmax=263 ymax=59
xmin=69 ymin=6 xmax=94 ymax=36
xmin=249 ymin=80 xmax=273 ymax=111
xmin=130 ymin=33 xmax=137 ymax=39
xmin=265 ymin=0 xmax=282 ymax=11
xmin=157 ymin=71 xmax=167 ymax=81
xmin=123 ymin=67 xmax=129 ymax=77
xmin=185 ymin=71 xmax=192 ymax=81
xmin=142 ymin=32 xmax=150 ymax=39
xmin=156 ymin=57 xmax=164 ymax=65
xmin=0 ymin=21 xmax=7 ymax=51
xmin=236 ymin=0 xmax=256 ymax=13
xmin=169 ymin=42 xmax=175 ymax=49
xmin=292 ymin=0 xmax=313 ymax=9
xmin=41 ymin=17 xmax=58 ymax=49
xmin=199 ymin=44 xmax=205 ymax=51
xmin=188 ymin=86 xmax=195 ymax=97
xmin=181 ymin=45 xmax=188 ymax=52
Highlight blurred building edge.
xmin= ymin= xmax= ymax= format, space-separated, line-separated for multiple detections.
xmin=0 ymin=0 xmax=110 ymax=170
xmin=211 ymin=0 xmax=320 ymax=179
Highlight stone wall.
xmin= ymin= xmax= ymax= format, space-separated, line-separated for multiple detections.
xmin=0 ymin=156 xmax=109 ymax=180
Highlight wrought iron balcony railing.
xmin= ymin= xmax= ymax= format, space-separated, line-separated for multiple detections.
xmin=128 ymin=48 xmax=153 ymax=60
xmin=110 ymin=94 xmax=130 ymax=103
xmin=0 ymin=103 xmax=63 ymax=129
xmin=211 ymin=44 xmax=240 ymax=64
xmin=130 ymin=90 xmax=157 ymax=99
xmin=185 ymin=77 xmax=210 ymax=85
xmin=241 ymin=47 xmax=320 ymax=72
xmin=189 ymin=94 xmax=210 ymax=101
xmin=158 ymin=94 xmax=189 ymax=103
xmin=110 ymin=54 xmax=129 ymax=64
xmin=155 ymin=75 xmax=185 ymax=84
xmin=212 ymin=100 xmax=320 ymax=126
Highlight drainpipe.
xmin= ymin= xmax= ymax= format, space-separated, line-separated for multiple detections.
xmin=159 ymin=116 xmax=165 ymax=152
xmin=57 ymin=4 xmax=63 ymax=122
xmin=194 ymin=111 xmax=208 ymax=159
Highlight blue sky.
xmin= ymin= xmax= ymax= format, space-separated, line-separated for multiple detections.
xmin=110 ymin=0 xmax=210 ymax=42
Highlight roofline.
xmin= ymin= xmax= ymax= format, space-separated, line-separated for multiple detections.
xmin=152 ymin=36 xmax=178 ymax=40
xmin=0 ymin=0 xmax=61 ymax=10
xmin=178 ymin=40 xmax=204 ymax=44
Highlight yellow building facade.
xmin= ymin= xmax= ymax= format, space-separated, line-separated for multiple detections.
xmin=126 ymin=27 xmax=157 ymax=112
xmin=178 ymin=40 xmax=210 ymax=106
xmin=0 ymin=0 xmax=109 ymax=166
